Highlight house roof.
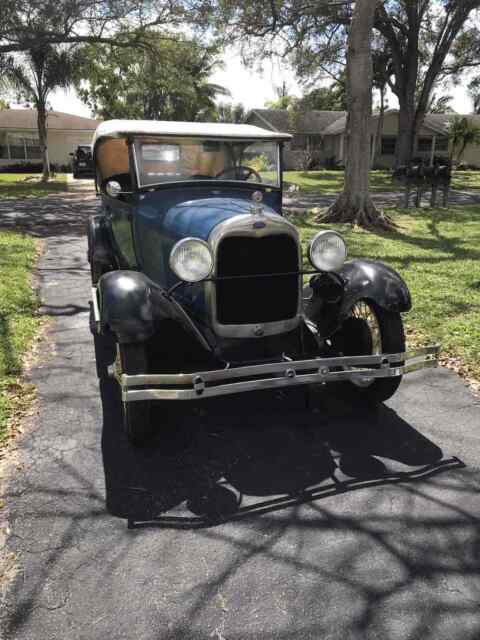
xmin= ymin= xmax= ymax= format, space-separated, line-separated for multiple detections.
xmin=93 ymin=119 xmax=292 ymax=146
xmin=322 ymin=110 xmax=480 ymax=137
xmin=0 ymin=109 xmax=100 ymax=131
xmin=248 ymin=109 xmax=346 ymax=133
xmin=322 ymin=114 xmax=347 ymax=135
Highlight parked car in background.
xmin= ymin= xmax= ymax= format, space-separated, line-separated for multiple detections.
xmin=71 ymin=145 xmax=94 ymax=178
xmin=88 ymin=119 xmax=439 ymax=445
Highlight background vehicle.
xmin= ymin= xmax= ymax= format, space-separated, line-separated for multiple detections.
xmin=88 ymin=120 xmax=439 ymax=445
xmin=71 ymin=145 xmax=94 ymax=179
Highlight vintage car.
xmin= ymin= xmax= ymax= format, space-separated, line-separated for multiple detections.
xmin=88 ymin=120 xmax=439 ymax=445
xmin=70 ymin=144 xmax=94 ymax=179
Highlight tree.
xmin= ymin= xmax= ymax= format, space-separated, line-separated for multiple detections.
xmin=374 ymin=1 xmax=480 ymax=166
xmin=468 ymin=76 xmax=480 ymax=114
xmin=297 ymin=81 xmax=347 ymax=111
xmin=215 ymin=102 xmax=247 ymax=123
xmin=0 ymin=1 xmax=185 ymax=55
xmin=265 ymin=82 xmax=295 ymax=109
xmin=319 ymin=0 xmax=391 ymax=229
xmin=215 ymin=1 xmax=480 ymax=168
xmin=448 ymin=116 xmax=480 ymax=163
xmin=427 ymin=94 xmax=455 ymax=114
xmin=372 ymin=47 xmax=391 ymax=164
xmin=75 ymin=36 xmax=228 ymax=122
xmin=3 ymin=46 xmax=81 ymax=179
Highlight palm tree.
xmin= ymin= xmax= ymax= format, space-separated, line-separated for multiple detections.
xmin=3 ymin=46 xmax=80 ymax=180
xmin=448 ymin=116 xmax=480 ymax=165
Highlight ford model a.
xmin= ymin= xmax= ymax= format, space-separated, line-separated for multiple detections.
xmin=88 ymin=120 xmax=439 ymax=445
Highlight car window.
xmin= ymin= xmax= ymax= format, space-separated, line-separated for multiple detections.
xmin=134 ymin=137 xmax=280 ymax=188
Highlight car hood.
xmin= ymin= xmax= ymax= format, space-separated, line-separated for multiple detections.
xmin=137 ymin=195 xmax=277 ymax=243
xmin=134 ymin=194 xmax=281 ymax=289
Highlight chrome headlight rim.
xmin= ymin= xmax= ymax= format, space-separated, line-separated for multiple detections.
xmin=308 ymin=230 xmax=347 ymax=272
xmin=169 ymin=237 xmax=214 ymax=283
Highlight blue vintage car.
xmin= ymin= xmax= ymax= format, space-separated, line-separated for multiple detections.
xmin=88 ymin=120 xmax=439 ymax=445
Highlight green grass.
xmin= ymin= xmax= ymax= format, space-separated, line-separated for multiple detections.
xmin=0 ymin=173 xmax=68 ymax=198
xmin=0 ymin=231 xmax=41 ymax=441
xmin=451 ymin=170 xmax=480 ymax=190
xmin=284 ymin=170 xmax=480 ymax=194
xmin=287 ymin=204 xmax=480 ymax=382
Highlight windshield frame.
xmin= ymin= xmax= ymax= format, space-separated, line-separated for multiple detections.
xmin=131 ymin=135 xmax=282 ymax=191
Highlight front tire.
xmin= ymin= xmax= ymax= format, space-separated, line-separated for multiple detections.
xmin=334 ymin=300 xmax=405 ymax=404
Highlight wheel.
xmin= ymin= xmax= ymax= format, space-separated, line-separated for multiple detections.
xmin=333 ymin=300 xmax=405 ymax=404
xmin=117 ymin=343 xmax=155 ymax=446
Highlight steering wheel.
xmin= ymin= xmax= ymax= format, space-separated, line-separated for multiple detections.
xmin=216 ymin=165 xmax=263 ymax=183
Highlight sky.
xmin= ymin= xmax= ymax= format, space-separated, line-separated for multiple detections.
xmin=46 ymin=46 xmax=474 ymax=118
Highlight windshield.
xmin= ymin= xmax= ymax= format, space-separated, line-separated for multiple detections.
xmin=134 ymin=137 xmax=280 ymax=188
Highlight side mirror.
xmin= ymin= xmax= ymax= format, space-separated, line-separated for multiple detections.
xmin=106 ymin=180 xmax=122 ymax=198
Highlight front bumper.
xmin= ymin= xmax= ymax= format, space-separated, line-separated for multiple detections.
xmin=110 ymin=346 xmax=440 ymax=402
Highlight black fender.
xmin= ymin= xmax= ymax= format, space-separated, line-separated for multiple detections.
xmin=338 ymin=259 xmax=411 ymax=315
xmin=87 ymin=215 xmax=114 ymax=279
xmin=306 ymin=259 xmax=411 ymax=338
xmin=97 ymin=270 xmax=212 ymax=351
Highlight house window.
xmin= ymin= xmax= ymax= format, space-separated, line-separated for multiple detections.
xmin=6 ymin=134 xmax=41 ymax=160
xmin=291 ymin=134 xmax=323 ymax=151
xmin=381 ymin=136 xmax=396 ymax=155
xmin=435 ymin=136 xmax=449 ymax=152
xmin=0 ymin=132 xmax=8 ymax=159
xmin=417 ymin=137 xmax=432 ymax=153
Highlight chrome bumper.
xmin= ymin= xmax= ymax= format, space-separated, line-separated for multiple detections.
xmin=111 ymin=346 xmax=440 ymax=402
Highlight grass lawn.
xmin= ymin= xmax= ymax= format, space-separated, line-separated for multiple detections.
xmin=0 ymin=231 xmax=41 ymax=442
xmin=287 ymin=204 xmax=480 ymax=384
xmin=0 ymin=173 xmax=68 ymax=199
xmin=284 ymin=170 xmax=480 ymax=194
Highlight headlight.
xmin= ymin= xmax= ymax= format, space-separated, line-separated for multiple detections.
xmin=309 ymin=230 xmax=347 ymax=272
xmin=169 ymin=237 xmax=213 ymax=283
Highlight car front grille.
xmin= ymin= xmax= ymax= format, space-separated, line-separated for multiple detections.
xmin=215 ymin=234 xmax=299 ymax=324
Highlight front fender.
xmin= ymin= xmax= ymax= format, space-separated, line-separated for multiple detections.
xmin=98 ymin=271 xmax=156 ymax=342
xmin=306 ymin=259 xmax=411 ymax=338
xmin=97 ymin=270 xmax=212 ymax=351
xmin=338 ymin=259 xmax=412 ymax=315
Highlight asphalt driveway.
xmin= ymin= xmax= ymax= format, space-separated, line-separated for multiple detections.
xmin=1 ymin=192 xmax=480 ymax=640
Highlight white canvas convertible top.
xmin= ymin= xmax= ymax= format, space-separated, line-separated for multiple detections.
xmin=92 ymin=119 xmax=292 ymax=146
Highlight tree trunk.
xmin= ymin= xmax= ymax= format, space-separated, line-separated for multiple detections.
xmin=318 ymin=0 xmax=392 ymax=229
xmin=395 ymin=95 xmax=417 ymax=167
xmin=37 ymin=103 xmax=50 ymax=181
xmin=374 ymin=85 xmax=386 ymax=164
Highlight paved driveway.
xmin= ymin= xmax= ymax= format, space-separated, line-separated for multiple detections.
xmin=283 ymin=188 xmax=480 ymax=213
xmin=1 ymin=193 xmax=480 ymax=640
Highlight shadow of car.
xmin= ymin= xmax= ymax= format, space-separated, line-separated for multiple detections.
xmin=95 ymin=328 xmax=461 ymax=527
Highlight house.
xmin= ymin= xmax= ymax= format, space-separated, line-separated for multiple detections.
xmin=247 ymin=108 xmax=480 ymax=169
xmin=0 ymin=109 xmax=100 ymax=169
xmin=247 ymin=108 xmax=345 ymax=169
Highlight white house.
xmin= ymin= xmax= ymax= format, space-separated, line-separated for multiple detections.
xmin=0 ymin=109 xmax=100 ymax=168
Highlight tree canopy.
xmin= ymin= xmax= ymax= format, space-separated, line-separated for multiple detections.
xmin=75 ymin=36 xmax=229 ymax=121
xmin=0 ymin=0 xmax=187 ymax=54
